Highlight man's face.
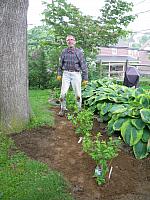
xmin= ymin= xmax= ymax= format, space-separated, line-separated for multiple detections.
xmin=66 ymin=36 xmax=76 ymax=48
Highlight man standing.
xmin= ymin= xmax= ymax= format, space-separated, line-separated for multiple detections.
xmin=57 ymin=35 xmax=88 ymax=116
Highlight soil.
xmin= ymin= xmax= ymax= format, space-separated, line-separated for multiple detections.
xmin=10 ymin=106 xmax=150 ymax=200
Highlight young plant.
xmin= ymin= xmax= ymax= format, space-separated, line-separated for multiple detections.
xmin=66 ymin=91 xmax=78 ymax=113
xmin=82 ymin=132 xmax=121 ymax=185
xmin=69 ymin=109 xmax=94 ymax=136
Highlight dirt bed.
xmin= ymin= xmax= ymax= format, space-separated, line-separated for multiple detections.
xmin=11 ymin=107 xmax=150 ymax=200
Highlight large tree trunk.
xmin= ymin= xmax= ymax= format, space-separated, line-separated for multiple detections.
xmin=0 ymin=0 xmax=30 ymax=133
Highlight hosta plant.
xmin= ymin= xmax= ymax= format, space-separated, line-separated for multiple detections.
xmin=107 ymin=94 xmax=150 ymax=159
xmin=82 ymin=79 xmax=150 ymax=159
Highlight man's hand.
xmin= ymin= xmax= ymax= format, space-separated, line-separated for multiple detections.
xmin=57 ymin=76 xmax=62 ymax=81
xmin=82 ymin=80 xmax=88 ymax=86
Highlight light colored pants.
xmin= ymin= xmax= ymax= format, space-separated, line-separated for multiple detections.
xmin=60 ymin=71 xmax=82 ymax=110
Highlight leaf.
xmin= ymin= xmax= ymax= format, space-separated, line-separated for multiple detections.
xmin=140 ymin=109 xmax=150 ymax=124
xmin=121 ymin=120 xmax=143 ymax=146
xmin=107 ymin=117 xmax=118 ymax=135
xmin=133 ymin=140 xmax=148 ymax=159
xmin=83 ymin=89 xmax=95 ymax=98
xmin=86 ymin=96 xmax=96 ymax=106
xmin=142 ymin=128 xmax=150 ymax=143
xmin=97 ymin=103 xmax=103 ymax=111
xmin=100 ymin=103 xmax=112 ymax=115
xmin=134 ymin=88 xmax=144 ymax=97
xmin=103 ymin=88 xmax=114 ymax=93
xmin=131 ymin=118 xmax=145 ymax=130
xmin=95 ymin=94 xmax=108 ymax=102
xmin=109 ymin=104 xmax=126 ymax=114
xmin=102 ymin=113 xmax=111 ymax=122
xmin=113 ymin=118 xmax=128 ymax=131
xmin=139 ymin=95 xmax=150 ymax=108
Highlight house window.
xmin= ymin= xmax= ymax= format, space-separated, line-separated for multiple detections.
xmin=112 ymin=48 xmax=117 ymax=55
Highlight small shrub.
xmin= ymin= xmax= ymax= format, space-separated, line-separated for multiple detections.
xmin=83 ymin=132 xmax=121 ymax=185
xmin=69 ymin=109 xmax=94 ymax=136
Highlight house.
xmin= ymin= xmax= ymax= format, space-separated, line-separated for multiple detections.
xmin=96 ymin=45 xmax=150 ymax=78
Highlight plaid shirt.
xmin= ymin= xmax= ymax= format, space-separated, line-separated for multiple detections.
xmin=58 ymin=47 xmax=88 ymax=80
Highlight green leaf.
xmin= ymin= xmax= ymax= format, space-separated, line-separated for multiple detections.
xmin=131 ymin=118 xmax=145 ymax=130
xmin=102 ymin=113 xmax=111 ymax=122
xmin=133 ymin=140 xmax=148 ymax=159
xmin=95 ymin=94 xmax=108 ymax=102
xmin=100 ymin=103 xmax=112 ymax=115
xmin=109 ymin=104 xmax=126 ymax=114
xmin=83 ymin=89 xmax=95 ymax=98
xmin=121 ymin=120 xmax=143 ymax=146
xmin=140 ymin=109 xmax=150 ymax=124
xmin=142 ymin=128 xmax=150 ymax=143
xmin=134 ymin=87 xmax=144 ymax=96
xmin=107 ymin=118 xmax=116 ymax=135
xmin=86 ymin=96 xmax=96 ymax=106
xmin=139 ymin=95 xmax=150 ymax=108
xmin=113 ymin=118 xmax=128 ymax=131
xmin=97 ymin=103 xmax=103 ymax=111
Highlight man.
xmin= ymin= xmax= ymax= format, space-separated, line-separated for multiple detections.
xmin=57 ymin=35 xmax=88 ymax=116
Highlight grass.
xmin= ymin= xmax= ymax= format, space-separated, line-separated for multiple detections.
xmin=0 ymin=89 xmax=73 ymax=200
xmin=28 ymin=89 xmax=54 ymax=128
xmin=0 ymin=134 xmax=73 ymax=200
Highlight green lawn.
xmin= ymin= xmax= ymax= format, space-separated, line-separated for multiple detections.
xmin=0 ymin=89 xmax=73 ymax=200
xmin=29 ymin=89 xmax=55 ymax=128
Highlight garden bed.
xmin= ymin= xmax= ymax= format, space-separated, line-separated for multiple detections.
xmin=11 ymin=107 xmax=150 ymax=200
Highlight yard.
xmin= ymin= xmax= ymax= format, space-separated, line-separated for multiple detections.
xmin=10 ymin=105 xmax=150 ymax=200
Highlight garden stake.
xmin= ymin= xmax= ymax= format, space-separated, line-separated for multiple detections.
xmin=108 ymin=166 xmax=113 ymax=179
xmin=78 ymin=137 xmax=83 ymax=143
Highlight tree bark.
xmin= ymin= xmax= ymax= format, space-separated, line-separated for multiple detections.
xmin=0 ymin=0 xmax=29 ymax=133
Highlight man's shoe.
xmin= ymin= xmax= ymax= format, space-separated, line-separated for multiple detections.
xmin=58 ymin=109 xmax=68 ymax=117
xmin=58 ymin=110 xmax=65 ymax=117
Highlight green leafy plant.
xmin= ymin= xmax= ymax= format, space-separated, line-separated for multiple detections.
xmin=66 ymin=91 xmax=79 ymax=113
xmin=82 ymin=79 xmax=150 ymax=159
xmin=82 ymin=132 xmax=121 ymax=185
xmin=108 ymin=94 xmax=150 ymax=159
xmin=69 ymin=109 xmax=94 ymax=136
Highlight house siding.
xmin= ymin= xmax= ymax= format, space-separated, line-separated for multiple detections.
xmin=99 ymin=47 xmax=150 ymax=65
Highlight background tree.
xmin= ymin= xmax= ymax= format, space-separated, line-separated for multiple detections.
xmin=99 ymin=0 xmax=135 ymax=44
xmin=42 ymin=0 xmax=135 ymax=55
xmin=28 ymin=0 xmax=136 ymax=88
xmin=0 ymin=0 xmax=29 ymax=133
xmin=28 ymin=26 xmax=60 ymax=89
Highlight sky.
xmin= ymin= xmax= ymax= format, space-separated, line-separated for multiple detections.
xmin=27 ymin=0 xmax=150 ymax=34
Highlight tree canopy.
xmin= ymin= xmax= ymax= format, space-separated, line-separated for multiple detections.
xmin=42 ymin=0 xmax=135 ymax=55
xmin=28 ymin=0 xmax=136 ymax=88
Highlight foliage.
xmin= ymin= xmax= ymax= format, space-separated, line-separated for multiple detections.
xmin=28 ymin=26 xmax=60 ymax=89
xmin=82 ymin=79 xmax=150 ymax=159
xmin=29 ymin=50 xmax=50 ymax=89
xmin=0 ymin=133 xmax=73 ymax=200
xmin=42 ymin=0 xmax=135 ymax=53
xmin=66 ymin=90 xmax=79 ymax=113
xmin=82 ymin=132 xmax=121 ymax=185
xmin=131 ymin=34 xmax=150 ymax=49
xmin=68 ymin=109 xmax=94 ymax=136
xmin=28 ymin=0 xmax=135 ymax=89
xmin=99 ymin=0 xmax=135 ymax=44
xmin=140 ymin=77 xmax=150 ymax=87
